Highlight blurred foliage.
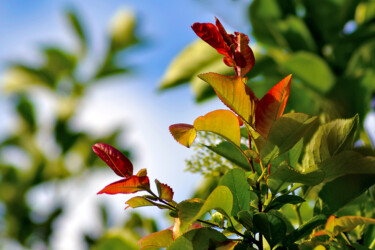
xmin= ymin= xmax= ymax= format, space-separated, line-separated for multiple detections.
xmin=0 ymin=7 xmax=142 ymax=249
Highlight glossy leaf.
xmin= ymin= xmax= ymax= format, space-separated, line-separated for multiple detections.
xmin=169 ymin=124 xmax=196 ymax=148
xmin=93 ymin=143 xmax=133 ymax=177
xmin=219 ymin=169 xmax=250 ymax=216
xmin=255 ymin=74 xmax=292 ymax=138
xmin=198 ymin=73 xmax=258 ymax=125
xmin=138 ymin=228 xmax=174 ymax=249
xmin=97 ymin=176 xmax=150 ymax=195
xmin=265 ymin=195 xmax=305 ymax=212
xmin=178 ymin=186 xmax=233 ymax=232
xmin=260 ymin=113 xmax=318 ymax=165
xmin=155 ymin=179 xmax=174 ymax=202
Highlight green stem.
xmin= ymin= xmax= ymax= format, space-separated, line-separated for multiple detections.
xmin=369 ymin=238 xmax=375 ymax=249
xmin=294 ymin=205 xmax=303 ymax=226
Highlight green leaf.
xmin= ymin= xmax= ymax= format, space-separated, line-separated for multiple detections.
xmin=318 ymin=174 xmax=375 ymax=215
xmin=280 ymin=52 xmax=335 ymax=94
xmin=268 ymin=162 xmax=324 ymax=193
xmin=66 ymin=8 xmax=87 ymax=55
xmin=178 ymin=186 xmax=233 ymax=232
xmin=167 ymin=228 xmax=228 ymax=250
xmin=303 ymin=115 xmax=359 ymax=167
xmin=237 ymin=211 xmax=254 ymax=231
xmin=42 ymin=47 xmax=77 ymax=76
xmin=329 ymin=215 xmax=375 ymax=235
xmin=260 ymin=113 xmax=318 ymax=165
xmin=265 ymin=195 xmax=305 ymax=212
xmin=159 ymin=39 xmax=222 ymax=90
xmin=205 ymin=142 xmax=252 ymax=171
xmin=16 ymin=95 xmax=36 ymax=132
xmin=139 ymin=228 xmax=173 ymax=249
xmin=125 ymin=197 xmax=154 ymax=209
xmin=109 ymin=9 xmax=138 ymax=51
xmin=282 ymin=214 xmax=327 ymax=246
xmin=92 ymin=229 xmax=139 ymax=250
xmin=219 ymin=169 xmax=250 ymax=216
xmin=253 ymin=212 xmax=287 ymax=248
xmin=198 ymin=73 xmax=257 ymax=126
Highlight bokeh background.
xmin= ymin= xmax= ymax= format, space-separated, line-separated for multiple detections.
xmin=1 ymin=0 xmax=374 ymax=249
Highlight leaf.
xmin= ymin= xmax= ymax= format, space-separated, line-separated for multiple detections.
xmin=93 ymin=143 xmax=133 ymax=177
xmin=66 ymin=8 xmax=87 ymax=54
xmin=125 ymin=197 xmax=155 ymax=209
xmin=138 ymin=228 xmax=173 ymax=249
xmin=109 ymin=9 xmax=138 ymax=51
xmin=167 ymin=227 xmax=228 ymax=250
xmin=198 ymin=73 xmax=258 ymax=125
xmin=178 ymin=186 xmax=233 ymax=232
xmin=267 ymin=162 xmax=324 ymax=193
xmin=194 ymin=110 xmax=242 ymax=147
xmin=265 ymin=195 xmax=305 ymax=212
xmin=155 ymin=179 xmax=174 ymax=202
xmin=233 ymin=32 xmax=255 ymax=77
xmin=42 ymin=47 xmax=77 ymax=76
xmin=169 ymin=124 xmax=196 ymax=148
xmin=280 ymin=52 xmax=335 ymax=94
xmin=219 ymin=169 xmax=250 ymax=216
xmin=253 ymin=212 xmax=287 ymax=248
xmin=255 ymin=74 xmax=292 ymax=138
xmin=331 ymin=216 xmax=375 ymax=235
xmin=303 ymin=115 xmax=359 ymax=167
xmin=97 ymin=176 xmax=150 ymax=195
xmin=318 ymin=174 xmax=375 ymax=215
xmin=159 ymin=39 xmax=222 ymax=90
xmin=260 ymin=113 xmax=318 ymax=165
xmin=206 ymin=142 xmax=252 ymax=171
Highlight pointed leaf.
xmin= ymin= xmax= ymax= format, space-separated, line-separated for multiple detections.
xmin=139 ymin=228 xmax=173 ymax=249
xmin=198 ymin=73 xmax=258 ymax=125
xmin=332 ymin=216 xmax=375 ymax=235
xmin=93 ymin=143 xmax=133 ymax=177
xmin=97 ymin=176 xmax=150 ymax=195
xmin=66 ymin=8 xmax=87 ymax=54
xmin=234 ymin=32 xmax=255 ymax=77
xmin=219 ymin=169 xmax=250 ymax=216
xmin=125 ymin=196 xmax=155 ymax=209
xmin=253 ymin=212 xmax=287 ymax=248
xmin=155 ymin=179 xmax=174 ymax=202
xmin=255 ymin=74 xmax=292 ymax=138
xmin=194 ymin=110 xmax=241 ymax=147
xmin=169 ymin=124 xmax=196 ymax=148
xmin=265 ymin=195 xmax=305 ymax=212
xmin=136 ymin=168 xmax=147 ymax=177
xmin=260 ymin=113 xmax=318 ymax=165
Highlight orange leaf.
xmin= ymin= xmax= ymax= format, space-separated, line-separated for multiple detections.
xmin=97 ymin=176 xmax=150 ymax=195
xmin=198 ymin=73 xmax=258 ymax=126
xmin=255 ymin=74 xmax=292 ymax=138
xmin=92 ymin=143 xmax=133 ymax=177
xmin=136 ymin=168 xmax=147 ymax=177
xmin=155 ymin=179 xmax=174 ymax=202
xmin=169 ymin=124 xmax=197 ymax=148
xmin=194 ymin=109 xmax=242 ymax=147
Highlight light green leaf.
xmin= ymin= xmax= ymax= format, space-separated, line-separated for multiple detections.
xmin=66 ymin=8 xmax=87 ymax=55
xmin=139 ymin=228 xmax=173 ymax=249
xmin=219 ymin=169 xmax=250 ymax=216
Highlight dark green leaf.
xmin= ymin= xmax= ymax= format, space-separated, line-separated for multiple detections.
xmin=253 ymin=212 xmax=286 ymax=248
xmin=265 ymin=195 xmax=305 ymax=212
xmin=237 ymin=211 xmax=254 ymax=231
xmin=66 ymin=8 xmax=87 ymax=54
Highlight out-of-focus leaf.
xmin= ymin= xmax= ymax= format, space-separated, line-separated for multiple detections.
xmin=219 ymin=169 xmax=250 ymax=216
xmin=279 ymin=52 xmax=335 ymax=94
xmin=97 ymin=176 xmax=150 ymax=195
xmin=318 ymin=174 xmax=375 ymax=215
xmin=66 ymin=8 xmax=87 ymax=54
xmin=265 ymin=195 xmax=305 ymax=212
xmin=139 ymin=228 xmax=173 ymax=249
xmin=92 ymin=143 xmax=133 ymax=177
xmin=253 ymin=212 xmax=287 ymax=248
xmin=178 ymin=186 xmax=233 ymax=232
xmin=54 ymin=119 xmax=81 ymax=153
xmin=155 ymin=179 xmax=174 ymax=202
xmin=168 ymin=227 xmax=229 ymax=250
xmin=16 ymin=95 xmax=36 ymax=131
xmin=159 ymin=39 xmax=222 ymax=90
xmin=347 ymin=40 xmax=375 ymax=75
xmin=42 ymin=47 xmax=77 ymax=76
xmin=260 ymin=113 xmax=318 ymax=165
xmin=303 ymin=115 xmax=358 ymax=167
xmin=109 ymin=9 xmax=137 ymax=51
xmin=92 ymin=229 xmax=139 ymax=250
xmin=255 ymin=74 xmax=291 ymax=138
xmin=198 ymin=73 xmax=258 ymax=125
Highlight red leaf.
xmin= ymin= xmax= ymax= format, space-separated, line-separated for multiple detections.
xmin=97 ymin=176 xmax=150 ymax=195
xmin=93 ymin=143 xmax=133 ymax=177
xmin=155 ymin=179 xmax=174 ymax=202
xmin=234 ymin=32 xmax=255 ymax=77
xmin=255 ymin=75 xmax=292 ymax=138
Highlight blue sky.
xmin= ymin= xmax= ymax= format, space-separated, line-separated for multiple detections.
xmin=0 ymin=0 xmax=251 ymax=249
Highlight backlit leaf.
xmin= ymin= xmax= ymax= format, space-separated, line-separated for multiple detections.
xmin=255 ymin=74 xmax=291 ymax=138
xmin=234 ymin=32 xmax=255 ymax=77
xmin=139 ymin=228 xmax=173 ymax=249
xmin=125 ymin=196 xmax=155 ymax=209
xmin=93 ymin=143 xmax=133 ymax=177
xmin=97 ymin=176 xmax=150 ymax=195
xmin=155 ymin=179 xmax=174 ymax=202
xmin=198 ymin=73 xmax=258 ymax=125
xmin=169 ymin=124 xmax=196 ymax=148
xmin=330 ymin=216 xmax=375 ymax=235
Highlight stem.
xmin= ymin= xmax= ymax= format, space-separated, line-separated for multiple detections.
xmin=294 ymin=205 xmax=303 ymax=226
xmin=369 ymin=238 xmax=375 ymax=249
xmin=147 ymin=189 xmax=177 ymax=211
xmin=256 ymin=182 xmax=264 ymax=250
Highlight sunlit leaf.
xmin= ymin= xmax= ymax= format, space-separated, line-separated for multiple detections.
xmin=255 ymin=74 xmax=291 ymax=138
xmin=125 ymin=196 xmax=155 ymax=209
xmin=198 ymin=73 xmax=258 ymax=125
xmin=97 ymin=176 xmax=150 ymax=195
xmin=109 ymin=9 xmax=137 ymax=51
xmin=155 ymin=179 xmax=174 ymax=202
xmin=138 ymin=228 xmax=173 ymax=249
xmin=264 ymin=195 xmax=305 ymax=212
xmin=169 ymin=124 xmax=196 ymax=148
xmin=136 ymin=168 xmax=147 ymax=177
xmin=93 ymin=143 xmax=133 ymax=177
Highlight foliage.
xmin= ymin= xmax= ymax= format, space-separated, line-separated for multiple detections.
xmin=94 ymin=17 xmax=375 ymax=249
xmin=0 ymin=8 xmax=140 ymax=248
